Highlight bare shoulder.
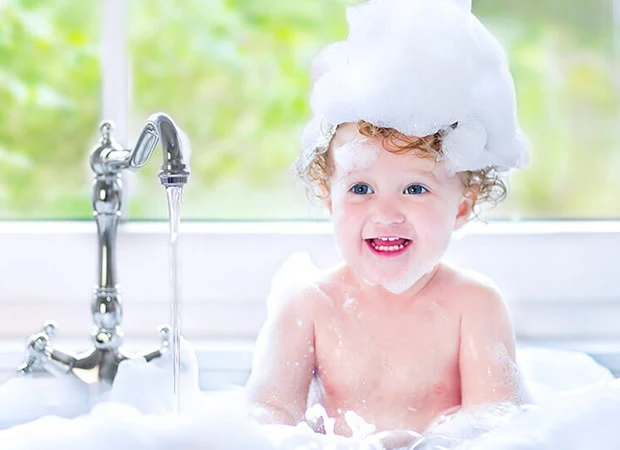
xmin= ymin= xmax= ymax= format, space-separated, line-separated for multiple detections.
xmin=312 ymin=263 xmax=361 ymax=309
xmin=266 ymin=281 xmax=322 ymax=324
xmin=436 ymin=263 xmax=508 ymax=318
xmin=265 ymin=263 xmax=343 ymax=320
xmin=451 ymin=264 xmax=521 ymax=405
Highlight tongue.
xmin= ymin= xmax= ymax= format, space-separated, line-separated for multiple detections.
xmin=373 ymin=238 xmax=407 ymax=247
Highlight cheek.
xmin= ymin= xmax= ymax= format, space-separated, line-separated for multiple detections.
xmin=331 ymin=201 xmax=365 ymax=247
xmin=414 ymin=201 xmax=459 ymax=243
xmin=332 ymin=202 xmax=360 ymax=230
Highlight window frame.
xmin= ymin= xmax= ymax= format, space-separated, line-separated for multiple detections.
xmin=1 ymin=0 xmax=620 ymax=379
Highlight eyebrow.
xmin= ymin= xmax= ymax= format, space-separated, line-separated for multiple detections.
xmin=402 ymin=168 xmax=439 ymax=183
xmin=335 ymin=164 xmax=440 ymax=182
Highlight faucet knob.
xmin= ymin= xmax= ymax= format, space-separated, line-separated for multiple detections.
xmin=90 ymin=121 xmax=130 ymax=175
xmin=31 ymin=335 xmax=49 ymax=353
xmin=42 ymin=320 xmax=58 ymax=338
xmin=18 ymin=322 xmax=57 ymax=375
xmin=138 ymin=325 xmax=172 ymax=363
xmin=100 ymin=121 xmax=114 ymax=141
xmin=27 ymin=321 xmax=58 ymax=352
xmin=158 ymin=325 xmax=171 ymax=348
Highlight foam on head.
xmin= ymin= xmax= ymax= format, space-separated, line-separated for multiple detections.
xmin=301 ymin=0 xmax=529 ymax=175
xmin=332 ymin=136 xmax=380 ymax=176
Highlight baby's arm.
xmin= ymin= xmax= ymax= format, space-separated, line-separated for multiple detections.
xmin=458 ymin=284 xmax=524 ymax=406
xmin=245 ymin=286 xmax=318 ymax=426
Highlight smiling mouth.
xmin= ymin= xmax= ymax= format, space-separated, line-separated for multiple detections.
xmin=365 ymin=237 xmax=412 ymax=255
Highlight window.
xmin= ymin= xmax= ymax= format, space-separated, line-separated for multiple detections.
xmin=0 ymin=0 xmax=101 ymax=219
xmin=0 ymin=1 xmax=618 ymax=366
xmin=1 ymin=0 xmax=618 ymax=219
xmin=477 ymin=0 xmax=620 ymax=219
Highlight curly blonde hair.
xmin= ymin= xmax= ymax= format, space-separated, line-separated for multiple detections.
xmin=295 ymin=120 xmax=507 ymax=212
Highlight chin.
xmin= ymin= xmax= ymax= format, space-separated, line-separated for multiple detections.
xmin=369 ymin=261 xmax=438 ymax=294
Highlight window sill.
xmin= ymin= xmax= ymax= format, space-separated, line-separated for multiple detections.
xmin=1 ymin=220 xmax=619 ymax=342
xmin=2 ymin=219 xmax=620 ymax=235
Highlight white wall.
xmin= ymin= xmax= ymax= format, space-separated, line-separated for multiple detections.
xmin=1 ymin=220 xmax=619 ymax=381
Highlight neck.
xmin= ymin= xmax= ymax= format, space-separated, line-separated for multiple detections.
xmin=356 ymin=263 xmax=441 ymax=302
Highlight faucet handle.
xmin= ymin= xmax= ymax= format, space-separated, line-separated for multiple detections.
xmin=17 ymin=321 xmax=58 ymax=375
xmin=139 ymin=325 xmax=171 ymax=363
xmin=100 ymin=121 xmax=114 ymax=141
xmin=158 ymin=324 xmax=171 ymax=349
xmin=90 ymin=121 xmax=131 ymax=175
xmin=30 ymin=320 xmax=58 ymax=347
xmin=42 ymin=320 xmax=58 ymax=338
xmin=17 ymin=336 xmax=47 ymax=375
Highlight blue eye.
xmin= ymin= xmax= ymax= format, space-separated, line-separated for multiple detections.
xmin=350 ymin=183 xmax=374 ymax=195
xmin=405 ymin=184 xmax=428 ymax=195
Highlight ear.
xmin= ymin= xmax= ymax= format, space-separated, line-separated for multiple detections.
xmin=325 ymin=191 xmax=333 ymax=214
xmin=454 ymin=188 xmax=478 ymax=231
xmin=317 ymin=185 xmax=332 ymax=213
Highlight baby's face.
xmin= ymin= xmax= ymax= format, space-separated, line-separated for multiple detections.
xmin=327 ymin=123 xmax=473 ymax=294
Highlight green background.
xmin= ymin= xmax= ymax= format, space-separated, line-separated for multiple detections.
xmin=0 ymin=0 xmax=618 ymax=219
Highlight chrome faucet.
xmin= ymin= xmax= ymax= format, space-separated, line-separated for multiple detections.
xmin=18 ymin=113 xmax=190 ymax=385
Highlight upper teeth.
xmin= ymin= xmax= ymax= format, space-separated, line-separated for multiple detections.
xmin=371 ymin=237 xmax=407 ymax=252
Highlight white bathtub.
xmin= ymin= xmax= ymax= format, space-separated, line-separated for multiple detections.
xmin=0 ymin=337 xmax=617 ymax=450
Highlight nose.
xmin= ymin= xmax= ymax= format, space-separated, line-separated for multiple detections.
xmin=371 ymin=199 xmax=406 ymax=225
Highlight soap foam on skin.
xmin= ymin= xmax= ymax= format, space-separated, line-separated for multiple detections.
xmin=380 ymin=260 xmax=437 ymax=295
xmin=334 ymin=228 xmax=439 ymax=296
xmin=332 ymin=138 xmax=380 ymax=175
xmin=362 ymin=230 xmax=449 ymax=295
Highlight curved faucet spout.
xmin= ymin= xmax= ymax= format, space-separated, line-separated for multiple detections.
xmin=20 ymin=113 xmax=191 ymax=386
xmin=130 ymin=113 xmax=191 ymax=187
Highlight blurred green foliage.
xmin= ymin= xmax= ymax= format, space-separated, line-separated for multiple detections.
xmin=0 ymin=0 xmax=618 ymax=219
xmin=0 ymin=0 xmax=100 ymax=218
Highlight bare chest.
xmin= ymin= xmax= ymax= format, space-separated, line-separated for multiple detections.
xmin=313 ymin=297 xmax=461 ymax=414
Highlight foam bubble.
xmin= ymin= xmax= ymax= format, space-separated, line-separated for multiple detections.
xmin=302 ymin=0 xmax=529 ymax=173
xmin=379 ymin=260 xmax=437 ymax=295
xmin=0 ymin=347 xmax=618 ymax=449
xmin=332 ymin=137 xmax=380 ymax=175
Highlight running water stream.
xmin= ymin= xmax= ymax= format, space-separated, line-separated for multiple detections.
xmin=165 ymin=186 xmax=184 ymax=414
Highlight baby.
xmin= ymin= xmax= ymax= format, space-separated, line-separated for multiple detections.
xmin=246 ymin=0 xmax=529 ymax=437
